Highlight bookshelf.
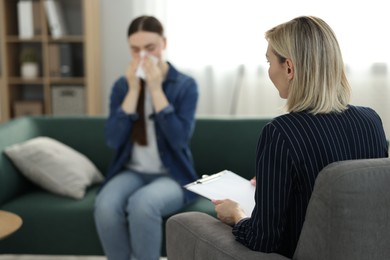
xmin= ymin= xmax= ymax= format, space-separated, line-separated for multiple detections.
xmin=0 ymin=0 xmax=101 ymax=122
xmin=0 ymin=1 xmax=4 ymax=123
xmin=0 ymin=12 xmax=2 ymax=122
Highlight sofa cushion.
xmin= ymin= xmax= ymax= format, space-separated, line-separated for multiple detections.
xmin=190 ymin=118 xmax=268 ymax=180
xmin=0 ymin=117 xmax=40 ymax=205
xmin=4 ymin=136 xmax=104 ymax=199
xmin=0 ymin=186 xmax=103 ymax=255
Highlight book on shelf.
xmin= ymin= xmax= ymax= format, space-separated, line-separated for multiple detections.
xmin=48 ymin=43 xmax=75 ymax=77
xmin=32 ymin=0 xmax=43 ymax=35
xmin=44 ymin=0 xmax=68 ymax=38
xmin=59 ymin=43 xmax=73 ymax=77
xmin=48 ymin=44 xmax=61 ymax=77
xmin=17 ymin=0 xmax=34 ymax=39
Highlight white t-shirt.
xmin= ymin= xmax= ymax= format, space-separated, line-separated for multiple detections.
xmin=126 ymin=89 xmax=167 ymax=174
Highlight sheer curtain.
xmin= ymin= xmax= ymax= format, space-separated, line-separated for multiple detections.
xmin=129 ymin=0 xmax=390 ymax=137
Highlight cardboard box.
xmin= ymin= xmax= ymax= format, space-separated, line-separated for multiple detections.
xmin=14 ymin=101 xmax=43 ymax=117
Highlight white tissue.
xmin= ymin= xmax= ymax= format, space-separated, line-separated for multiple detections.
xmin=136 ymin=50 xmax=159 ymax=79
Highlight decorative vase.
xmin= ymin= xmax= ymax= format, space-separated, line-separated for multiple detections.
xmin=21 ymin=62 xmax=39 ymax=79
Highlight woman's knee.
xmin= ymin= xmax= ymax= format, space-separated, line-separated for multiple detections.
xmin=126 ymin=179 xmax=184 ymax=218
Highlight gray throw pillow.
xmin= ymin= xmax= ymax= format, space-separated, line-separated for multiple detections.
xmin=4 ymin=136 xmax=104 ymax=199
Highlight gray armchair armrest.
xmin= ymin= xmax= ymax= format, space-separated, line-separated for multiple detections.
xmin=166 ymin=212 xmax=290 ymax=260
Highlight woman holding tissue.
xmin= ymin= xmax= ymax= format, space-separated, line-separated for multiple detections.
xmin=94 ymin=15 xmax=199 ymax=260
xmin=212 ymin=16 xmax=388 ymax=258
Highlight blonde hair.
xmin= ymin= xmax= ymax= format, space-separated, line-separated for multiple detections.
xmin=265 ymin=16 xmax=351 ymax=114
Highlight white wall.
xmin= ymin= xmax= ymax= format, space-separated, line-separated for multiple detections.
xmin=99 ymin=0 xmax=132 ymax=115
xmin=98 ymin=1 xmax=390 ymax=141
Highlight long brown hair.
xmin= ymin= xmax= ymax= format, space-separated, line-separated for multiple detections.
xmin=127 ymin=15 xmax=164 ymax=38
xmin=128 ymin=16 xmax=165 ymax=146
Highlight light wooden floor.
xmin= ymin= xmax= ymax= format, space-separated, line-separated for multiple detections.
xmin=0 ymin=256 xmax=167 ymax=260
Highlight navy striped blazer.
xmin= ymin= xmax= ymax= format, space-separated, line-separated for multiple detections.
xmin=232 ymin=105 xmax=388 ymax=258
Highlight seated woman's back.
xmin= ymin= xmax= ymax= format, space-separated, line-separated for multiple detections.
xmin=253 ymin=104 xmax=388 ymax=256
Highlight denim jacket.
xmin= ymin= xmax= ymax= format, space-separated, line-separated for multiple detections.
xmin=103 ymin=63 xmax=199 ymax=202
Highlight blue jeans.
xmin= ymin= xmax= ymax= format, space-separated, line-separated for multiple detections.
xmin=94 ymin=169 xmax=185 ymax=260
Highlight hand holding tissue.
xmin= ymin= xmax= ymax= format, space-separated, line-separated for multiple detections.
xmin=136 ymin=51 xmax=159 ymax=80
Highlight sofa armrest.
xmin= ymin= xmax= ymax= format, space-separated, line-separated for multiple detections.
xmin=166 ymin=212 xmax=290 ymax=260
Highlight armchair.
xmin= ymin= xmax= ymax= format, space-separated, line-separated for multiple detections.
xmin=166 ymin=158 xmax=390 ymax=260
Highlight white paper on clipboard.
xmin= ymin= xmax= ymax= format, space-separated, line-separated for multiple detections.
xmin=184 ymin=170 xmax=256 ymax=215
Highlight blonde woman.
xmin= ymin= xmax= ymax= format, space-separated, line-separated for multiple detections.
xmin=213 ymin=16 xmax=388 ymax=258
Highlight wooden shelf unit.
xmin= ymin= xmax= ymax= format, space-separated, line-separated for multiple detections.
xmin=0 ymin=0 xmax=101 ymax=122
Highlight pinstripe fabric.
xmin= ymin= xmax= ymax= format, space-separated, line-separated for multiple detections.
xmin=232 ymin=105 xmax=388 ymax=258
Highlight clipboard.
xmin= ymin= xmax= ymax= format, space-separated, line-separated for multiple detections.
xmin=185 ymin=170 xmax=256 ymax=215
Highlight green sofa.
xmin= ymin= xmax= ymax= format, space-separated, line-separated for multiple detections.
xmin=0 ymin=116 xmax=272 ymax=256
